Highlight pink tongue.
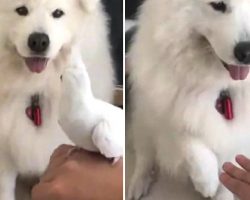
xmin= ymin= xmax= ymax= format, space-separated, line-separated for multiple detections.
xmin=227 ymin=65 xmax=250 ymax=80
xmin=25 ymin=57 xmax=48 ymax=73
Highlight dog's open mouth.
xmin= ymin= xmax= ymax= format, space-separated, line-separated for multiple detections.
xmin=24 ymin=57 xmax=49 ymax=73
xmin=222 ymin=61 xmax=250 ymax=81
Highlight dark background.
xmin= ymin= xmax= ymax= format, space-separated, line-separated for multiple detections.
xmin=102 ymin=0 xmax=123 ymax=85
xmin=125 ymin=0 xmax=144 ymax=53
xmin=125 ymin=0 xmax=143 ymax=19
xmin=102 ymin=0 xmax=144 ymax=85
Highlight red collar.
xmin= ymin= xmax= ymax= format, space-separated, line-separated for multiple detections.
xmin=216 ymin=91 xmax=234 ymax=120
xmin=26 ymin=95 xmax=42 ymax=127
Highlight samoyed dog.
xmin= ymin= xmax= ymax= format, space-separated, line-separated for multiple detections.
xmin=0 ymin=0 xmax=123 ymax=200
xmin=128 ymin=0 xmax=250 ymax=199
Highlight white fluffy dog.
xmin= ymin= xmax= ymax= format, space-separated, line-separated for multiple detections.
xmin=128 ymin=0 xmax=250 ymax=200
xmin=0 ymin=0 xmax=123 ymax=200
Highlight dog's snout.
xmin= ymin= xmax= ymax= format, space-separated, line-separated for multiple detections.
xmin=28 ymin=33 xmax=50 ymax=53
xmin=234 ymin=42 xmax=250 ymax=64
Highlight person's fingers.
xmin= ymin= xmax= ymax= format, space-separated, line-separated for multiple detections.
xmin=40 ymin=145 xmax=74 ymax=182
xmin=32 ymin=182 xmax=59 ymax=200
xmin=222 ymin=162 xmax=250 ymax=184
xmin=70 ymin=149 xmax=107 ymax=163
xmin=48 ymin=144 xmax=76 ymax=170
xmin=32 ymin=180 xmax=68 ymax=200
xmin=220 ymin=172 xmax=249 ymax=198
xmin=50 ymin=144 xmax=74 ymax=161
xmin=236 ymin=155 xmax=250 ymax=172
xmin=40 ymin=168 xmax=65 ymax=183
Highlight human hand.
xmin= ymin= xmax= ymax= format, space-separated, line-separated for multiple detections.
xmin=31 ymin=145 xmax=123 ymax=200
xmin=220 ymin=155 xmax=250 ymax=200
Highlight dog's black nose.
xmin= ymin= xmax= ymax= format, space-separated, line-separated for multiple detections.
xmin=234 ymin=42 xmax=250 ymax=64
xmin=28 ymin=33 xmax=50 ymax=53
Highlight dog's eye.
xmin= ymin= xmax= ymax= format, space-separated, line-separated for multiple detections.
xmin=52 ymin=9 xmax=65 ymax=18
xmin=15 ymin=6 xmax=29 ymax=16
xmin=209 ymin=1 xmax=227 ymax=13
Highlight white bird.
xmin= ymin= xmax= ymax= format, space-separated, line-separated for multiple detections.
xmin=59 ymin=48 xmax=124 ymax=160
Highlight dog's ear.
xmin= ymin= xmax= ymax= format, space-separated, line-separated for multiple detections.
xmin=79 ymin=0 xmax=100 ymax=12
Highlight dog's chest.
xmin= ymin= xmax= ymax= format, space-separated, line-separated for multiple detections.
xmin=144 ymin=81 xmax=250 ymax=144
xmin=170 ymin=85 xmax=250 ymax=153
xmin=0 ymin=83 xmax=71 ymax=175
xmin=180 ymin=87 xmax=250 ymax=131
xmin=212 ymin=87 xmax=250 ymax=128
xmin=0 ymin=89 xmax=58 ymax=132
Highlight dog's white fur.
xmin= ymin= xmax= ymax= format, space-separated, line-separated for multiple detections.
xmin=79 ymin=3 xmax=115 ymax=102
xmin=128 ymin=0 xmax=250 ymax=199
xmin=0 ymin=0 xmax=123 ymax=200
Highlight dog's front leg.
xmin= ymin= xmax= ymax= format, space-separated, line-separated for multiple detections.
xmin=185 ymin=139 xmax=220 ymax=198
xmin=0 ymin=162 xmax=17 ymax=200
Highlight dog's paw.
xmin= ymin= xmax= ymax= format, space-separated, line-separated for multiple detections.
xmin=92 ymin=120 xmax=123 ymax=159
xmin=188 ymin=147 xmax=219 ymax=198
xmin=128 ymin=173 xmax=154 ymax=200
xmin=191 ymin=170 xmax=219 ymax=198
xmin=192 ymin=176 xmax=219 ymax=198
